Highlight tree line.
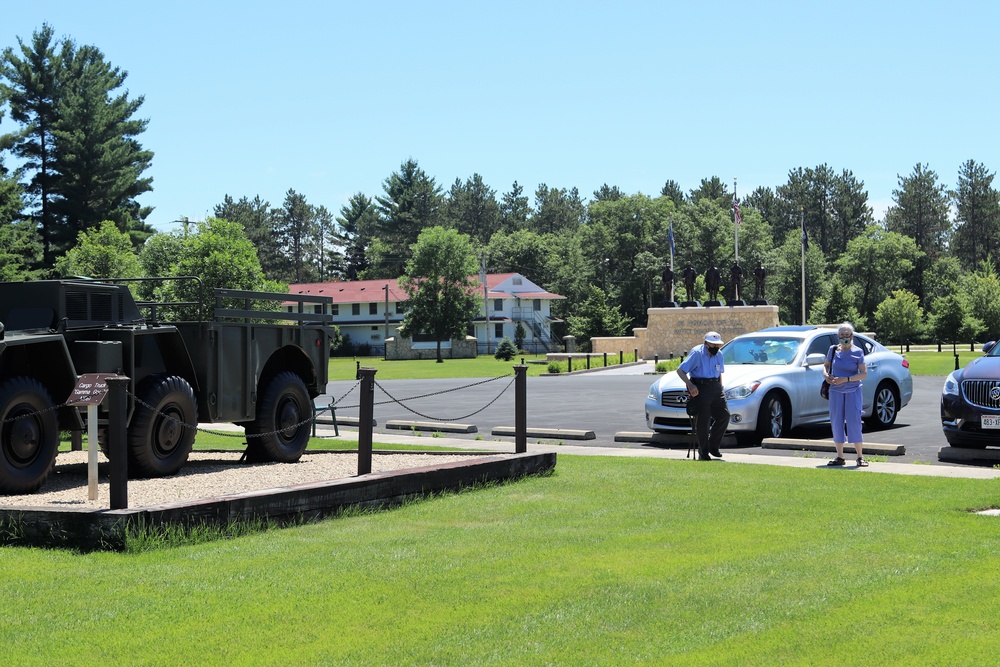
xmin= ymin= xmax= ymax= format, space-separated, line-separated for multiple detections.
xmin=3 ymin=25 xmax=1000 ymax=349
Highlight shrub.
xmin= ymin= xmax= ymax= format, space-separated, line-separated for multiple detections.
xmin=494 ymin=337 xmax=517 ymax=361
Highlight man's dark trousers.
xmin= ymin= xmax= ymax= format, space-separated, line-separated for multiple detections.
xmin=692 ymin=379 xmax=729 ymax=459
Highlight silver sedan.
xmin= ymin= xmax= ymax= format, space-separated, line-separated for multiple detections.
xmin=645 ymin=326 xmax=914 ymax=444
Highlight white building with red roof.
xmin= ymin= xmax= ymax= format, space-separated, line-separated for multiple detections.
xmin=288 ymin=272 xmax=564 ymax=354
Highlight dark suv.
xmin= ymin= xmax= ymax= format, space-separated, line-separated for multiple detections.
xmin=941 ymin=341 xmax=1000 ymax=447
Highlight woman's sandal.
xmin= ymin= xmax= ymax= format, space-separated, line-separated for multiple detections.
xmin=856 ymin=457 xmax=869 ymax=467
xmin=826 ymin=457 xmax=846 ymax=467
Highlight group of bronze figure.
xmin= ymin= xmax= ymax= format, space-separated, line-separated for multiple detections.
xmin=660 ymin=260 xmax=768 ymax=307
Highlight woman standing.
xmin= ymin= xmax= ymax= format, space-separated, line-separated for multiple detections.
xmin=824 ymin=322 xmax=868 ymax=467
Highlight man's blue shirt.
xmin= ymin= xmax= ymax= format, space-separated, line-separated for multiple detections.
xmin=679 ymin=344 xmax=725 ymax=379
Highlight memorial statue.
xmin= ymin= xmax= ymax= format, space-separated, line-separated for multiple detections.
xmin=661 ymin=266 xmax=674 ymax=303
xmin=753 ymin=260 xmax=767 ymax=300
xmin=729 ymin=262 xmax=744 ymax=302
xmin=682 ymin=264 xmax=697 ymax=302
xmin=705 ymin=265 xmax=722 ymax=302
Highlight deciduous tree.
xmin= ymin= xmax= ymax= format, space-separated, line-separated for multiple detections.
xmin=397 ymin=226 xmax=479 ymax=362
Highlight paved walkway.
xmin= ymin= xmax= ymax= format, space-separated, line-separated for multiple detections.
xmin=308 ymin=425 xmax=1000 ymax=481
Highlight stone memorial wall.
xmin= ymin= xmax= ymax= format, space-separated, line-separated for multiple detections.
xmin=591 ymin=305 xmax=780 ymax=360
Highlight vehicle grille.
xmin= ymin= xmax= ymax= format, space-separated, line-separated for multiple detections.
xmin=653 ymin=417 xmax=692 ymax=428
xmin=962 ymin=380 xmax=1000 ymax=409
xmin=661 ymin=391 xmax=691 ymax=408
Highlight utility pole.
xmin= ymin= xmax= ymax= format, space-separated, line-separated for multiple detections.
xmin=481 ymin=253 xmax=490 ymax=355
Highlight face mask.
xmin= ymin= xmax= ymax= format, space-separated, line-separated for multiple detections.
xmin=707 ymin=345 xmax=720 ymax=356
xmin=839 ymin=336 xmax=852 ymax=345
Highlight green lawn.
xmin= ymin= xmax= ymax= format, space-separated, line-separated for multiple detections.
xmin=329 ymin=352 xmax=639 ymax=380
xmin=901 ymin=349 xmax=982 ymax=376
xmin=3 ymin=456 xmax=999 ymax=665
xmin=329 ymin=349 xmax=976 ymax=380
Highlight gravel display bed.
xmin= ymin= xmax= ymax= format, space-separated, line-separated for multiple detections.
xmin=0 ymin=450 xmax=488 ymax=510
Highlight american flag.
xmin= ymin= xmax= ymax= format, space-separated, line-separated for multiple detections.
xmin=733 ymin=194 xmax=742 ymax=225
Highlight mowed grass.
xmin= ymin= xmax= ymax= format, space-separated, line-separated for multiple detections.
xmin=902 ymin=349 xmax=983 ymax=376
xmin=329 ymin=352 xmax=639 ymax=380
xmin=328 ymin=349 xmax=983 ymax=380
xmin=3 ymin=456 xmax=1000 ymax=665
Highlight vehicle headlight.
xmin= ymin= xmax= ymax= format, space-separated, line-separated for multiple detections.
xmin=647 ymin=383 xmax=659 ymax=400
xmin=725 ymin=381 xmax=760 ymax=400
xmin=943 ymin=372 xmax=960 ymax=396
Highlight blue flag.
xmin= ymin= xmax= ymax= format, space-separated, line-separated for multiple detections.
xmin=668 ymin=221 xmax=676 ymax=258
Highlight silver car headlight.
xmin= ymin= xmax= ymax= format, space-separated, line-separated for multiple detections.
xmin=943 ymin=372 xmax=960 ymax=396
xmin=725 ymin=381 xmax=761 ymax=401
xmin=647 ymin=383 xmax=659 ymax=400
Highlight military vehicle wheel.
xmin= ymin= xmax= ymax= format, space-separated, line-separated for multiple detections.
xmin=0 ymin=377 xmax=59 ymax=494
xmin=245 ymin=371 xmax=311 ymax=463
xmin=127 ymin=375 xmax=197 ymax=478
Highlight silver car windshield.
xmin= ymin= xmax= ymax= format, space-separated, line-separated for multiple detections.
xmin=723 ymin=337 xmax=801 ymax=365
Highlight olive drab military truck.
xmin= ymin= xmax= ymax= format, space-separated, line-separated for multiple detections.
xmin=0 ymin=278 xmax=333 ymax=495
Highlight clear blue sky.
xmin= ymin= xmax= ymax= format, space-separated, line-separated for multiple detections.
xmin=3 ymin=1 xmax=997 ymax=232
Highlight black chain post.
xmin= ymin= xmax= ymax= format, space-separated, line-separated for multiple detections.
xmin=357 ymin=367 xmax=376 ymax=475
xmin=107 ymin=375 xmax=129 ymax=510
xmin=514 ymin=365 xmax=526 ymax=454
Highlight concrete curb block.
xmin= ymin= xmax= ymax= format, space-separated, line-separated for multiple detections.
xmin=315 ymin=416 xmax=376 ymax=428
xmin=385 ymin=420 xmax=478 ymax=434
xmin=938 ymin=446 xmax=1000 ymax=463
xmin=492 ymin=426 xmax=596 ymax=440
xmin=613 ymin=431 xmax=738 ymax=446
xmin=762 ymin=438 xmax=904 ymax=456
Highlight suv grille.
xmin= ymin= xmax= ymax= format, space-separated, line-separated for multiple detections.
xmin=962 ymin=380 xmax=1000 ymax=409
xmin=661 ymin=391 xmax=691 ymax=408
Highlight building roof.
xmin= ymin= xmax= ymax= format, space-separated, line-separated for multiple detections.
xmin=289 ymin=273 xmax=564 ymax=304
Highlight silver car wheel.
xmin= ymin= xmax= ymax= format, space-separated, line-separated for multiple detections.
xmin=767 ymin=398 xmax=783 ymax=437
xmin=872 ymin=383 xmax=897 ymax=427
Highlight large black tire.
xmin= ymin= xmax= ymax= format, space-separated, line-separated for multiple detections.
xmin=0 ymin=377 xmax=59 ymax=495
xmin=754 ymin=391 xmax=788 ymax=443
xmin=244 ymin=371 xmax=311 ymax=463
xmin=127 ymin=375 xmax=197 ymax=478
xmin=865 ymin=381 xmax=899 ymax=430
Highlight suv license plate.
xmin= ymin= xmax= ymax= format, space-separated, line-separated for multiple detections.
xmin=982 ymin=416 xmax=1000 ymax=429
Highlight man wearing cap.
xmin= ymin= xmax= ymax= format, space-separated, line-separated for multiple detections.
xmin=675 ymin=331 xmax=730 ymax=460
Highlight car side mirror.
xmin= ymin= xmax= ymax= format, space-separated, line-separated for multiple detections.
xmin=983 ymin=341 xmax=996 ymax=354
xmin=804 ymin=353 xmax=826 ymax=366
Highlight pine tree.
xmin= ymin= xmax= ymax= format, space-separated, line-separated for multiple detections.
xmin=0 ymin=24 xmax=62 ymax=265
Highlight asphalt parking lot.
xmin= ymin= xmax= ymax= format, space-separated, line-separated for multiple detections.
xmin=322 ymin=365 xmax=959 ymax=466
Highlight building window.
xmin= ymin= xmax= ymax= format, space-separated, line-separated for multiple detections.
xmin=352 ymin=303 xmax=360 ymax=316
xmin=533 ymin=299 xmax=541 ymax=311
xmin=395 ymin=301 xmax=406 ymax=314
xmin=369 ymin=303 xmax=378 ymax=315
xmin=513 ymin=277 xmax=522 ymax=285
xmin=331 ymin=304 xmax=339 ymax=315
xmin=371 ymin=326 xmax=378 ymax=331
xmin=494 ymin=323 xmax=503 ymax=339
xmin=493 ymin=299 xmax=503 ymax=311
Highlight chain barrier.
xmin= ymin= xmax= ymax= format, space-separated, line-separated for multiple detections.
xmin=0 ymin=400 xmax=67 ymax=427
xmin=128 ymin=391 xmax=314 ymax=441
xmin=336 ymin=373 xmax=513 ymax=410
xmin=0 ymin=373 xmax=510 ymax=438
xmin=373 ymin=376 xmax=515 ymax=422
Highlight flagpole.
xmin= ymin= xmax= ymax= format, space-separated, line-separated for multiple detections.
xmin=800 ymin=208 xmax=806 ymax=325
xmin=733 ymin=178 xmax=739 ymax=265
xmin=668 ymin=216 xmax=675 ymax=303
